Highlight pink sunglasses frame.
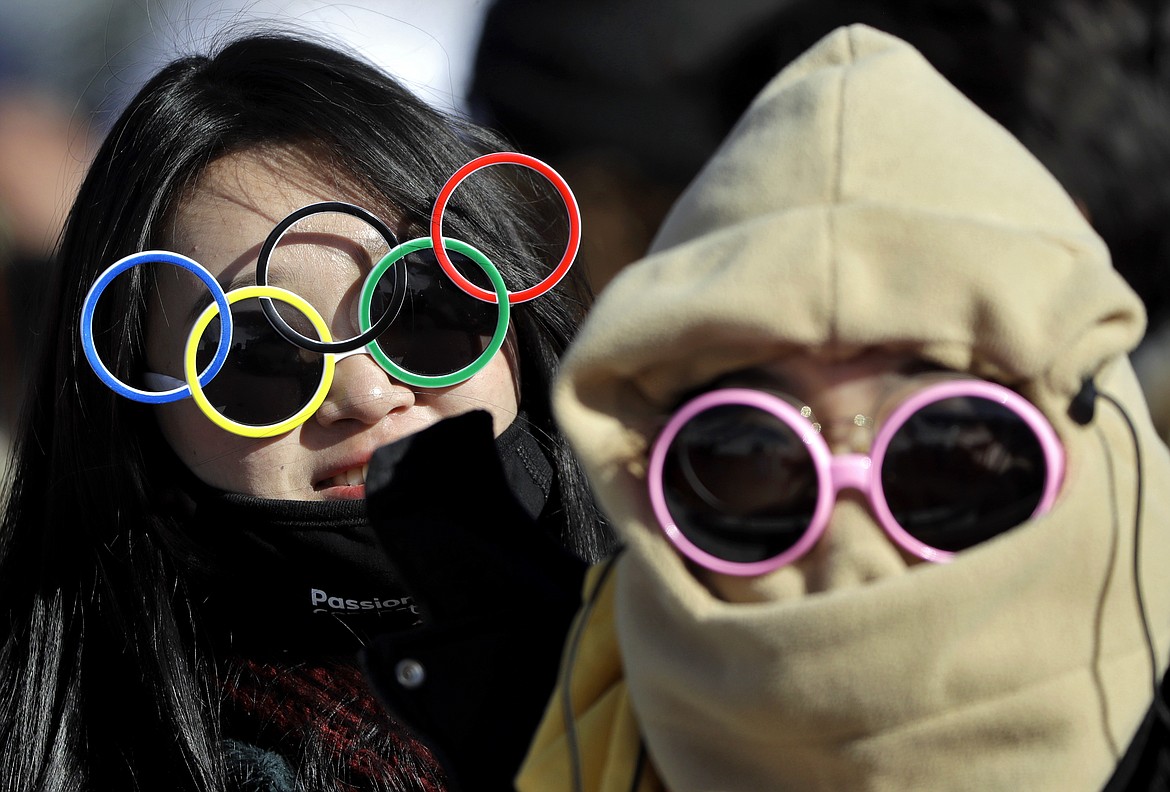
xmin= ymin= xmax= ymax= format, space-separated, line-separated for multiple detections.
xmin=647 ymin=379 xmax=1066 ymax=576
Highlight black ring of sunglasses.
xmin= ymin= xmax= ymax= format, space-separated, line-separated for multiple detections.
xmin=256 ymin=201 xmax=401 ymax=354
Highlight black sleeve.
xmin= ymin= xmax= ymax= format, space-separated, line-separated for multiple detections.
xmin=1101 ymin=670 xmax=1170 ymax=792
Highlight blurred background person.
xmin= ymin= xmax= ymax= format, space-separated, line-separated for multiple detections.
xmin=471 ymin=0 xmax=1170 ymax=440
xmin=0 ymin=0 xmax=118 ymax=468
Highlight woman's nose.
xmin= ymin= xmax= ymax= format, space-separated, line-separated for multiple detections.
xmin=314 ymin=354 xmax=415 ymax=427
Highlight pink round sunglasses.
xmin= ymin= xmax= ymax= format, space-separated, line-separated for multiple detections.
xmin=647 ymin=379 xmax=1065 ymax=576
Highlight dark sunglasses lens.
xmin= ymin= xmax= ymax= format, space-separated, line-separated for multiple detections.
xmin=370 ymin=248 xmax=496 ymax=379
xmin=662 ymin=404 xmax=819 ymax=564
xmin=881 ymin=396 xmax=1049 ymax=552
xmin=196 ymin=300 xmax=324 ymax=426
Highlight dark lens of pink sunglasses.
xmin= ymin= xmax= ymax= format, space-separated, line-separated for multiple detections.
xmin=660 ymin=396 xmax=1052 ymax=565
xmin=879 ymin=397 xmax=1049 ymax=553
xmin=660 ymin=404 xmax=818 ymax=564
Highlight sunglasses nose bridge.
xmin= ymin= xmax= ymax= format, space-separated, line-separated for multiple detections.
xmin=332 ymin=345 xmax=417 ymax=389
xmin=826 ymin=454 xmax=874 ymax=500
xmin=334 ymin=347 xmax=368 ymax=364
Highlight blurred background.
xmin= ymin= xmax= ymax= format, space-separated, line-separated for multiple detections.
xmin=4 ymin=0 xmax=1170 ymax=470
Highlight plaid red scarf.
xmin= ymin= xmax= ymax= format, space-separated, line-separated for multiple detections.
xmin=221 ymin=658 xmax=448 ymax=791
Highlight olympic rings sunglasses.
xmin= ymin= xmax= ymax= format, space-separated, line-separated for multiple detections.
xmin=80 ymin=152 xmax=580 ymax=438
xmin=647 ymin=380 xmax=1065 ymax=576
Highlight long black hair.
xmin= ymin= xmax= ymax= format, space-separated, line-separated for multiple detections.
xmin=0 ymin=32 xmax=612 ymax=791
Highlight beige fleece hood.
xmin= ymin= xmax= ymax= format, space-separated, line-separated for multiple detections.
xmin=547 ymin=24 xmax=1170 ymax=792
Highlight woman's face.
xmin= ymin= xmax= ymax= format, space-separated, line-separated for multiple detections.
xmin=687 ymin=352 xmax=941 ymax=603
xmin=145 ymin=147 xmax=520 ymax=500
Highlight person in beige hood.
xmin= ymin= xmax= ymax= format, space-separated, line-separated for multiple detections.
xmin=517 ymin=23 xmax=1170 ymax=792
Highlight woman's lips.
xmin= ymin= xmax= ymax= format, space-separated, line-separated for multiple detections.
xmin=314 ymin=462 xmax=370 ymax=498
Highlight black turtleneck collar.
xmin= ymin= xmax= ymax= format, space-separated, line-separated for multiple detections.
xmin=175 ymin=411 xmax=574 ymax=660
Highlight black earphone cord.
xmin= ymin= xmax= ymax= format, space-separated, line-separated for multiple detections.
xmin=560 ymin=554 xmax=650 ymax=792
xmin=1097 ymin=389 xmax=1170 ymax=728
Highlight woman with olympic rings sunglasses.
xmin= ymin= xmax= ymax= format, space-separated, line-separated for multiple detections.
xmin=0 ymin=33 xmax=614 ymax=792
xmin=517 ymin=26 xmax=1170 ymax=792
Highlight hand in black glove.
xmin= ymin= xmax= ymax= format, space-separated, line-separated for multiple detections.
xmin=360 ymin=410 xmax=585 ymax=791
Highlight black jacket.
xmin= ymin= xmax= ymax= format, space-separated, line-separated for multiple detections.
xmin=1104 ymin=675 xmax=1170 ymax=792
